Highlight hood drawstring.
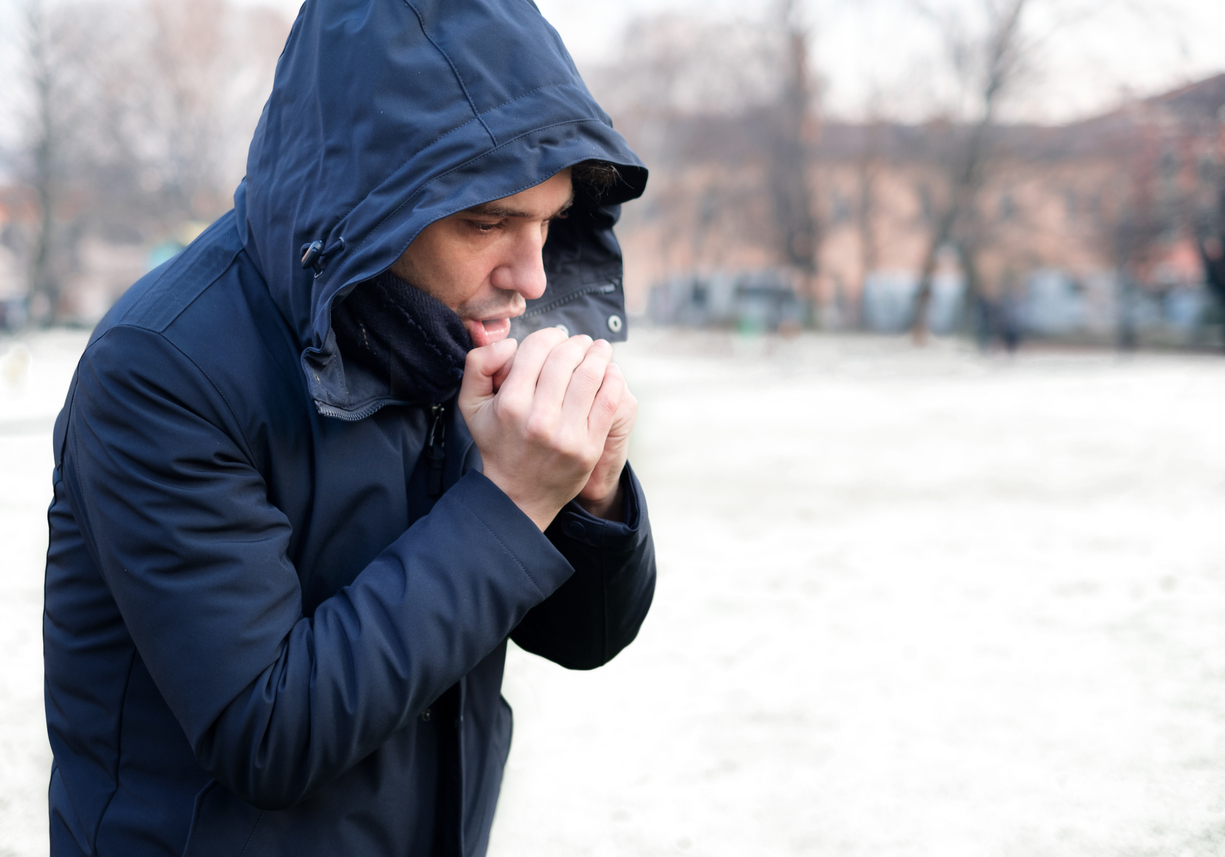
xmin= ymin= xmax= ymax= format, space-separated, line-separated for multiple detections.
xmin=300 ymin=237 xmax=346 ymax=278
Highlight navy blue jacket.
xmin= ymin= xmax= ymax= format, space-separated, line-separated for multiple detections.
xmin=42 ymin=2 xmax=654 ymax=855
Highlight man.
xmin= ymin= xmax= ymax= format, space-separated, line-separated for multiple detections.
xmin=42 ymin=1 xmax=654 ymax=855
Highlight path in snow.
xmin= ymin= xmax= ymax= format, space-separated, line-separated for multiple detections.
xmin=3 ymin=329 xmax=1224 ymax=856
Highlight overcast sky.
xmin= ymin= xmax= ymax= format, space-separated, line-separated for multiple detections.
xmin=231 ymin=0 xmax=1225 ymax=124
xmin=2 ymin=0 xmax=1222 ymax=138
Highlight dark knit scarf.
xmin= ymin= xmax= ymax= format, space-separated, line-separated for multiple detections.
xmin=331 ymin=270 xmax=473 ymax=406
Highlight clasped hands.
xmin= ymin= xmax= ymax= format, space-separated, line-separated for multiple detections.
xmin=458 ymin=328 xmax=637 ymax=531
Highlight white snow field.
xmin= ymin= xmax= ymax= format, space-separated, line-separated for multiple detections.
xmin=3 ymin=328 xmax=1225 ymax=856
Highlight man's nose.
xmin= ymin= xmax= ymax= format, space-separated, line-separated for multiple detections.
xmin=491 ymin=228 xmax=548 ymax=300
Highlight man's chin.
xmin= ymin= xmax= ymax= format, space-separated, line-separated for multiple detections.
xmin=465 ymin=318 xmax=512 ymax=348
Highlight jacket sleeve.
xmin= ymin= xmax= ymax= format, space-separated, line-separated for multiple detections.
xmin=56 ymin=325 xmax=576 ymax=810
xmin=510 ymin=463 xmax=656 ymax=670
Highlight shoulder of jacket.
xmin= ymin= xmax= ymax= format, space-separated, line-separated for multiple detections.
xmin=109 ymin=212 xmax=246 ymax=336
xmin=78 ymin=210 xmax=294 ymax=419
xmin=68 ymin=214 xmax=291 ymax=464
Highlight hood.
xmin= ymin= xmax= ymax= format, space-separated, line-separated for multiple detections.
xmin=234 ymin=0 xmax=647 ymax=417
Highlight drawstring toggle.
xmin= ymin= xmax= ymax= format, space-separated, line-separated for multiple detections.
xmin=300 ymin=237 xmax=346 ymax=277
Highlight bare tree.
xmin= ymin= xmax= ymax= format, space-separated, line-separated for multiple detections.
xmin=588 ymin=13 xmax=786 ymax=284
xmin=588 ymin=6 xmax=824 ymax=323
xmin=908 ymin=0 xmax=1030 ymax=344
xmin=85 ymin=0 xmax=285 ymax=228
xmin=15 ymin=0 xmax=91 ymax=324
xmin=1089 ymin=93 xmax=1223 ymax=351
xmin=6 ymin=0 xmax=287 ymax=326
xmin=852 ymin=110 xmax=888 ymax=329
xmin=767 ymin=0 xmax=820 ymax=324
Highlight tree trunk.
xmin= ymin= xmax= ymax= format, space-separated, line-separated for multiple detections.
xmin=909 ymin=0 xmax=1028 ymax=345
xmin=25 ymin=0 xmax=62 ymax=326
xmin=769 ymin=0 xmax=819 ymax=326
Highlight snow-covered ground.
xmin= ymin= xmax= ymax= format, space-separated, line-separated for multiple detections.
xmin=3 ymin=328 xmax=1225 ymax=856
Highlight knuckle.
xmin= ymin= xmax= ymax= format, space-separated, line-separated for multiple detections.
xmin=561 ymin=335 xmax=594 ymax=360
xmin=532 ymin=327 xmax=568 ymax=347
xmin=553 ymin=436 xmax=579 ymax=460
xmin=499 ymin=396 xmax=529 ymax=424
xmin=523 ymin=412 xmax=554 ymax=441
xmin=568 ymin=441 xmax=597 ymax=468
xmin=575 ymin=362 xmax=605 ymax=387
xmin=597 ymin=395 xmax=620 ymax=420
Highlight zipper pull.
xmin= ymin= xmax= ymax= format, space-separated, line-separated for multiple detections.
xmin=426 ymin=403 xmax=446 ymax=498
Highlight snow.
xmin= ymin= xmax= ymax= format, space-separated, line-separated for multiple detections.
xmin=0 ymin=331 xmax=90 ymax=857
xmin=4 ymin=328 xmax=1225 ymax=855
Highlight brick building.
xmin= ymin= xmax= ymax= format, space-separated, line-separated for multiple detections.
xmin=618 ymin=73 xmax=1225 ymax=336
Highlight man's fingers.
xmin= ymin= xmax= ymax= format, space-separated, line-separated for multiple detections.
xmin=539 ymin=336 xmax=608 ymax=417
xmin=554 ymin=338 xmax=611 ymax=425
xmin=496 ymin=327 xmax=569 ymax=404
xmin=460 ymin=339 xmax=517 ymax=406
xmin=587 ymin=362 xmax=626 ymax=441
xmin=491 ymin=347 xmax=516 ymax=393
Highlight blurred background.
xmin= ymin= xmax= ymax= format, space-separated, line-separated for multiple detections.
xmin=2 ymin=1 xmax=1225 ymax=855
xmin=1 ymin=0 xmax=1225 ymax=344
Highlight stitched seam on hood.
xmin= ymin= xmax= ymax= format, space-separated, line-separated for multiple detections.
xmin=349 ymin=118 xmax=607 ymax=261
xmin=313 ymin=112 xmax=481 ymax=237
xmin=474 ymin=82 xmax=587 ymax=122
xmin=321 ymin=84 xmax=596 ymax=240
xmin=402 ymin=0 xmax=497 ymax=147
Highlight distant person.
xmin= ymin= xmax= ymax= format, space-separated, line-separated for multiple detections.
xmin=999 ymin=285 xmax=1023 ymax=353
xmin=974 ymin=292 xmax=996 ymax=352
xmin=1199 ymin=234 xmax=1225 ymax=349
xmin=42 ymin=2 xmax=656 ymax=855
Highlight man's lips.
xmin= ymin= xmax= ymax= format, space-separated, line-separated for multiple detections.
xmin=465 ymin=317 xmax=512 ymax=348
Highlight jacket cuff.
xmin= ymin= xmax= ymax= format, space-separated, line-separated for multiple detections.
xmin=551 ymin=462 xmax=645 ymax=552
xmin=445 ymin=469 xmax=576 ymax=599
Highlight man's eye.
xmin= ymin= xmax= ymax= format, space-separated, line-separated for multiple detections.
xmin=470 ymin=220 xmax=502 ymax=234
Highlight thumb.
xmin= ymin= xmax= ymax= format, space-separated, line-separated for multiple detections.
xmin=460 ymin=339 xmax=517 ymax=409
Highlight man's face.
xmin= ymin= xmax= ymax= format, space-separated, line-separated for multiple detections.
xmin=391 ymin=168 xmax=574 ymax=348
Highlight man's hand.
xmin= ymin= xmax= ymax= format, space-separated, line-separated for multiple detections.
xmin=573 ymin=375 xmax=636 ymax=521
xmin=459 ymin=328 xmax=633 ymax=531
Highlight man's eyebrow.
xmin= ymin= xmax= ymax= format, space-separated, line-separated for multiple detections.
xmin=465 ymin=193 xmax=575 ymax=220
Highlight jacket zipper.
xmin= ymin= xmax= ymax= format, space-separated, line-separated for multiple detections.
xmin=426 ymin=403 xmax=446 ymax=498
xmin=314 ymin=398 xmax=397 ymax=422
